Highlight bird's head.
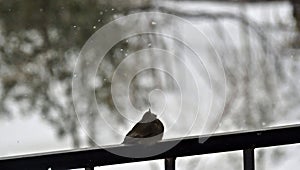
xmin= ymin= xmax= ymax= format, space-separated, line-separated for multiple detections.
xmin=140 ymin=108 xmax=157 ymax=123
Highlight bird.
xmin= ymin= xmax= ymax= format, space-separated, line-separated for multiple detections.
xmin=122 ymin=108 xmax=164 ymax=145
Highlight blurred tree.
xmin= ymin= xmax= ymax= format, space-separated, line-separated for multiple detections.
xmin=0 ymin=0 xmax=298 ymax=152
xmin=0 ymin=0 xmax=127 ymax=147
xmin=0 ymin=0 xmax=169 ymax=147
xmin=291 ymin=0 xmax=300 ymax=48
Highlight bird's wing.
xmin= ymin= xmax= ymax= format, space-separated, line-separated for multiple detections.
xmin=123 ymin=120 xmax=164 ymax=144
xmin=125 ymin=122 xmax=154 ymax=138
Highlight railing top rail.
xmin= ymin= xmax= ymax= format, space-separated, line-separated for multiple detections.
xmin=1 ymin=124 xmax=300 ymax=169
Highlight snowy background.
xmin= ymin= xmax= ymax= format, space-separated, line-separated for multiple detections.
xmin=0 ymin=0 xmax=300 ymax=169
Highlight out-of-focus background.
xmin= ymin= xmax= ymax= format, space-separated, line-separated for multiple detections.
xmin=0 ymin=0 xmax=300 ymax=169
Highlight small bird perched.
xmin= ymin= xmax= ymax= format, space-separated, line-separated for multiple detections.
xmin=122 ymin=109 xmax=164 ymax=145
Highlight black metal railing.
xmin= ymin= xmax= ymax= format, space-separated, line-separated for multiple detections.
xmin=0 ymin=124 xmax=300 ymax=170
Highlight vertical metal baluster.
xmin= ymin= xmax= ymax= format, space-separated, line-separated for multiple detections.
xmin=165 ymin=157 xmax=176 ymax=170
xmin=243 ymin=149 xmax=255 ymax=170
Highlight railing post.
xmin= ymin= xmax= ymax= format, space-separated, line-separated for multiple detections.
xmin=165 ymin=157 xmax=176 ymax=170
xmin=243 ymin=149 xmax=255 ymax=170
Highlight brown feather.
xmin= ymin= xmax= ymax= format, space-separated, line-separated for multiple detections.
xmin=123 ymin=111 xmax=164 ymax=144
